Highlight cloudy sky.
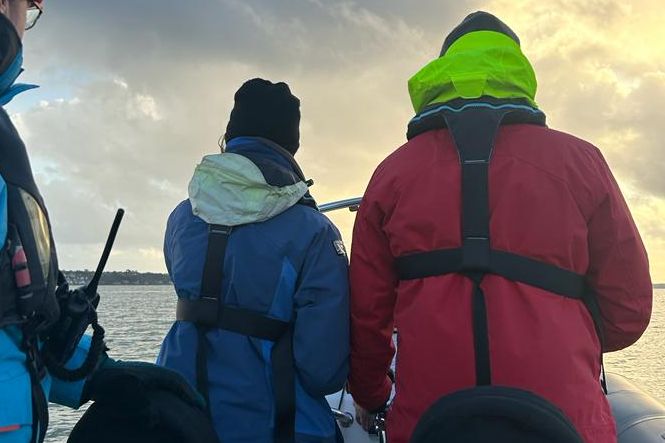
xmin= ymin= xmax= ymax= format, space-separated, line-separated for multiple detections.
xmin=8 ymin=0 xmax=665 ymax=281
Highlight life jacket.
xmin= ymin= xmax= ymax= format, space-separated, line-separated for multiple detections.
xmin=0 ymin=116 xmax=62 ymax=443
xmin=399 ymin=97 xmax=601 ymax=441
xmin=176 ymin=224 xmax=297 ymax=443
xmin=0 ymin=175 xmax=60 ymax=331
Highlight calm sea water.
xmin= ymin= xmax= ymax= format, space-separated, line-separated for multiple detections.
xmin=45 ymin=286 xmax=665 ymax=442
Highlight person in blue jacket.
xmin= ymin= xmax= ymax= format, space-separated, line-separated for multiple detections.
xmin=157 ymin=78 xmax=350 ymax=443
xmin=0 ymin=3 xmax=214 ymax=443
xmin=0 ymin=3 xmax=94 ymax=442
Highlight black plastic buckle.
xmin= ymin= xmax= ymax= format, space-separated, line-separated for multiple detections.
xmin=196 ymin=297 xmax=220 ymax=327
xmin=462 ymin=237 xmax=490 ymax=271
xmin=209 ymin=225 xmax=232 ymax=236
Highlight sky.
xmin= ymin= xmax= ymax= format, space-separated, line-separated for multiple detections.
xmin=7 ymin=0 xmax=665 ymax=281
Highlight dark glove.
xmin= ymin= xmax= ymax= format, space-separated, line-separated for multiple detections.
xmin=70 ymin=360 xmax=218 ymax=443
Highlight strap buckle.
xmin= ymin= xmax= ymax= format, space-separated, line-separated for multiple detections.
xmin=209 ymin=225 xmax=232 ymax=236
xmin=178 ymin=297 xmax=219 ymax=327
xmin=462 ymin=237 xmax=490 ymax=271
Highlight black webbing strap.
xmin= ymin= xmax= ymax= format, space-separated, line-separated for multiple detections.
xmin=449 ymin=108 xmax=506 ymax=387
xmin=396 ymin=248 xmax=587 ymax=300
xmin=195 ymin=325 xmax=211 ymax=416
xmin=177 ymin=300 xmax=290 ymax=341
xmin=22 ymin=334 xmax=48 ymax=443
xmin=200 ymin=225 xmax=232 ymax=300
xmin=272 ymin=325 xmax=296 ymax=443
xmin=581 ymin=290 xmax=608 ymax=394
xmin=399 ymin=104 xmax=607 ymax=390
xmin=192 ymin=224 xmax=231 ymax=416
xmin=181 ymin=223 xmax=296 ymax=441
xmin=0 ymin=249 xmax=19 ymax=328
xmin=468 ymin=273 xmax=491 ymax=386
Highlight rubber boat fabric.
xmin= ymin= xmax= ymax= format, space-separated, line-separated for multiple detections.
xmin=605 ymin=374 xmax=665 ymax=442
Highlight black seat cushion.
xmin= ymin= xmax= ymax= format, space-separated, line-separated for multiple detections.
xmin=68 ymin=366 xmax=219 ymax=443
xmin=410 ymin=386 xmax=585 ymax=443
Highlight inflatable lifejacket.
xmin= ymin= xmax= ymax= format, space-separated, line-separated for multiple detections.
xmin=0 ymin=96 xmax=60 ymax=443
xmin=0 ymin=17 xmax=60 ymax=335
xmin=399 ymin=97 xmax=601 ymax=442
xmin=176 ymin=226 xmax=297 ymax=443
xmin=176 ymin=152 xmax=318 ymax=443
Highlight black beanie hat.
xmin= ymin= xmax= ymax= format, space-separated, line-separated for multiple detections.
xmin=440 ymin=11 xmax=520 ymax=56
xmin=224 ymin=78 xmax=301 ymax=155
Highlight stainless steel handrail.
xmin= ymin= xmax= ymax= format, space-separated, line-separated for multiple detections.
xmin=331 ymin=408 xmax=354 ymax=428
xmin=319 ymin=197 xmax=362 ymax=213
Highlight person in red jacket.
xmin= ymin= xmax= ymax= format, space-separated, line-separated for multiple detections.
xmin=348 ymin=11 xmax=652 ymax=443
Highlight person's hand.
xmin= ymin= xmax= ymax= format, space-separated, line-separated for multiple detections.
xmin=354 ymin=402 xmax=376 ymax=432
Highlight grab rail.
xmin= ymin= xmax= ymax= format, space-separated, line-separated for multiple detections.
xmin=319 ymin=197 xmax=361 ymax=213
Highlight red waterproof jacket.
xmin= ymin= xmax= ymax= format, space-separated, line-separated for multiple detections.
xmin=348 ymin=123 xmax=652 ymax=443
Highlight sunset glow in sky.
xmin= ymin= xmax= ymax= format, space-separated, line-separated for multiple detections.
xmin=9 ymin=0 xmax=665 ymax=281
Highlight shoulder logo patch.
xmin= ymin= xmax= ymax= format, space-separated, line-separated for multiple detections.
xmin=333 ymin=240 xmax=347 ymax=257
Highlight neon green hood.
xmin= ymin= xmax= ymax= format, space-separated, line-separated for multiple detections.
xmin=408 ymin=31 xmax=538 ymax=113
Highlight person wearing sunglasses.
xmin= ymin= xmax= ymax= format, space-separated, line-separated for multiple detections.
xmin=0 ymin=2 xmax=219 ymax=443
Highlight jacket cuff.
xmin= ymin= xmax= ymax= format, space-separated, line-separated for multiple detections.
xmin=352 ymin=374 xmax=392 ymax=412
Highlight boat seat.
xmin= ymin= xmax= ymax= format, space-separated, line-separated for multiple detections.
xmin=410 ymin=386 xmax=585 ymax=443
xmin=67 ymin=365 xmax=219 ymax=443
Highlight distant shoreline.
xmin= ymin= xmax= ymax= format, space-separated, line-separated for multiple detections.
xmin=62 ymin=270 xmax=171 ymax=286
xmin=62 ymin=269 xmax=665 ymax=289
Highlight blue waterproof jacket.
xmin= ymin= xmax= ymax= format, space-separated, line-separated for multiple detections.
xmin=157 ymin=137 xmax=350 ymax=443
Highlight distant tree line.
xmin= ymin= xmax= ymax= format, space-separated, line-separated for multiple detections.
xmin=62 ymin=269 xmax=171 ymax=286
xmin=60 ymin=269 xmax=664 ymax=288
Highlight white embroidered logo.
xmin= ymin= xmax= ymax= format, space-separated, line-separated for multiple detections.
xmin=333 ymin=240 xmax=347 ymax=257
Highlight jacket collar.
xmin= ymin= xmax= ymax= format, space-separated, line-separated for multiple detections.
xmin=408 ymin=30 xmax=538 ymax=114
xmin=225 ymin=137 xmax=317 ymax=209
xmin=0 ymin=14 xmax=38 ymax=107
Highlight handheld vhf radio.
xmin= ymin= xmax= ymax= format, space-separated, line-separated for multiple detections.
xmin=42 ymin=209 xmax=125 ymax=380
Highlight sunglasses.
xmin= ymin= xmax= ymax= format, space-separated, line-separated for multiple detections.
xmin=25 ymin=0 xmax=43 ymax=31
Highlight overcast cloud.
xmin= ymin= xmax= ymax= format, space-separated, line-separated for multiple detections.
xmin=8 ymin=0 xmax=665 ymax=279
